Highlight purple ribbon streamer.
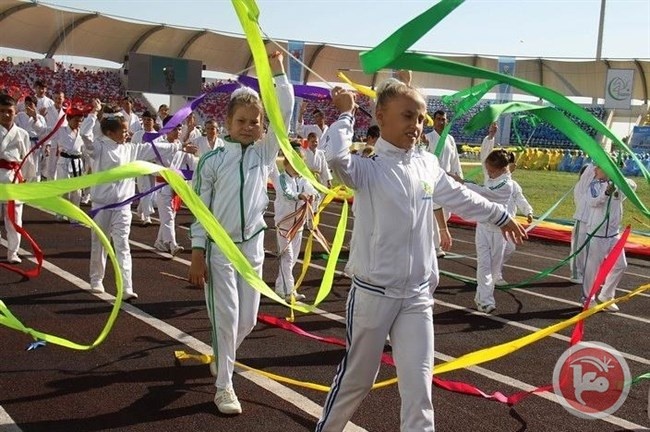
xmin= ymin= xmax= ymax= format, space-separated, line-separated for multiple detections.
xmin=237 ymin=75 xmax=331 ymax=100
xmin=89 ymin=169 xmax=193 ymax=217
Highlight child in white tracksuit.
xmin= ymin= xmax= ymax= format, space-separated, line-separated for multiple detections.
xmin=316 ymin=82 xmax=525 ymax=432
xmin=272 ymin=154 xmax=318 ymax=301
xmin=80 ymin=103 xmax=190 ymax=300
xmin=153 ymin=123 xmax=196 ymax=256
xmin=581 ymin=165 xmax=635 ymax=311
xmin=570 ymin=163 xmax=596 ymax=283
xmin=495 ymin=154 xmax=533 ymax=285
xmin=188 ymin=52 xmax=293 ymax=416
xmin=462 ymin=149 xmax=514 ymax=313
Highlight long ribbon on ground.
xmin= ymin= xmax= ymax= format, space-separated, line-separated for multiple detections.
xmin=0 ymin=160 xmax=348 ymax=348
xmin=0 ymin=195 xmax=123 ymax=349
xmin=172 ymin=225 xmax=637 ymax=399
xmin=358 ymin=0 xmax=649 ymax=219
xmin=174 ymin=280 xmax=649 ymax=397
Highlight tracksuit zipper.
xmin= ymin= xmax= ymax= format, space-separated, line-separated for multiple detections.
xmin=239 ymin=145 xmax=246 ymax=241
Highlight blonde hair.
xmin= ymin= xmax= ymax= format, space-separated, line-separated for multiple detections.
xmin=376 ymin=78 xmax=426 ymax=110
xmin=227 ymin=86 xmax=263 ymax=119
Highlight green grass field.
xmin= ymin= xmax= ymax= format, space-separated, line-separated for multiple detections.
xmin=460 ymin=162 xmax=650 ymax=232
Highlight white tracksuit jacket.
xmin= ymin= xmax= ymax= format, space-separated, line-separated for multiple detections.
xmin=326 ymin=112 xmax=511 ymax=298
xmin=190 ymin=75 xmax=294 ymax=247
xmin=581 ymin=176 xmax=635 ymax=300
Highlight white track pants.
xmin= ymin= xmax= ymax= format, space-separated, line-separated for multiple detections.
xmin=275 ymin=227 xmax=303 ymax=296
xmin=155 ymin=184 xmax=178 ymax=248
xmin=570 ymin=220 xmax=589 ymax=281
xmin=136 ymin=175 xmax=155 ymax=218
xmin=89 ymin=206 xmax=134 ymax=294
xmin=316 ymin=287 xmax=435 ymax=432
xmin=1 ymin=201 xmax=22 ymax=258
xmin=474 ymin=225 xmax=506 ymax=308
xmin=56 ymin=160 xmax=82 ymax=207
xmin=205 ymin=232 xmax=264 ymax=389
xmin=582 ymin=235 xmax=627 ymax=300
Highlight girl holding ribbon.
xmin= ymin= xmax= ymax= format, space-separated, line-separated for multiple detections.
xmin=188 ymin=52 xmax=293 ymax=416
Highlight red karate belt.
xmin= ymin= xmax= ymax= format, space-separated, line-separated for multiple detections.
xmin=0 ymin=159 xmax=43 ymax=278
xmin=155 ymin=175 xmax=182 ymax=212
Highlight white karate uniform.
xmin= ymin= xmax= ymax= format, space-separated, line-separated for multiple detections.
xmin=581 ymin=177 xmax=634 ymax=301
xmin=302 ymin=147 xmax=332 ymax=187
xmin=425 ymin=129 xmax=463 ymax=252
xmin=465 ymin=173 xmax=513 ymax=309
xmin=570 ymin=164 xmax=596 ymax=281
xmin=53 ymin=125 xmax=85 ymax=207
xmin=43 ymin=105 xmax=66 ymax=180
xmin=190 ymin=135 xmax=225 ymax=171
xmin=154 ymin=138 xmax=193 ymax=251
xmin=193 ymin=135 xmax=224 ymax=158
xmin=131 ymin=129 xmax=159 ymax=221
xmin=498 ymin=180 xmax=533 ymax=279
xmin=181 ymin=125 xmax=202 ymax=143
xmin=15 ymin=112 xmax=47 ymax=182
xmin=190 ymin=74 xmax=294 ymax=391
xmin=317 ymin=113 xmax=511 ymax=432
xmin=272 ymin=171 xmax=317 ymax=296
xmin=296 ymin=122 xmax=327 ymax=140
xmin=80 ymin=115 xmax=181 ymax=295
xmin=120 ymin=110 xmax=143 ymax=135
xmin=0 ymin=124 xmax=34 ymax=260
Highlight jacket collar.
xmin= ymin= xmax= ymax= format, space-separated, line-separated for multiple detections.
xmin=374 ymin=137 xmax=417 ymax=162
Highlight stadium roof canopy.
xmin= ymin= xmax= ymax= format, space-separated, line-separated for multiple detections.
xmin=1 ymin=0 xmax=648 ymax=104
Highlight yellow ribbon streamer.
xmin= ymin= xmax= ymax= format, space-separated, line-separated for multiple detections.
xmin=337 ymin=71 xmax=434 ymax=126
xmin=176 ymin=282 xmax=650 ymax=392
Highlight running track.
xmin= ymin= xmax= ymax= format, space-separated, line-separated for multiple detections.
xmin=1 ymin=195 xmax=649 ymax=431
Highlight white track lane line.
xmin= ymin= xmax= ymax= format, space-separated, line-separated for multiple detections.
xmin=0 ymin=238 xmax=367 ymax=432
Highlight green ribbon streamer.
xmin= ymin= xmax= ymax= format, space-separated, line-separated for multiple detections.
xmin=631 ymin=372 xmax=650 ymax=385
xmin=463 ymin=101 xmax=648 ymax=218
xmin=359 ymin=0 xmax=649 ymax=219
xmin=434 ymin=80 xmax=499 ymax=158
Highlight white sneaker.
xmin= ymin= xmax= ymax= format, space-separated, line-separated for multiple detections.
xmin=141 ymin=217 xmax=152 ymax=226
xmin=7 ymin=254 xmax=21 ymax=264
xmin=209 ymin=361 xmax=217 ymax=377
xmin=436 ymin=248 xmax=446 ymax=258
xmin=124 ymin=291 xmax=139 ymax=301
xmin=90 ymin=282 xmax=105 ymax=293
xmin=597 ymin=294 xmax=620 ymax=312
xmin=494 ymin=279 xmax=508 ymax=287
xmin=477 ymin=304 xmax=496 ymax=314
xmin=170 ymin=244 xmax=184 ymax=256
xmin=569 ymin=277 xmax=583 ymax=284
xmin=214 ymin=386 xmax=242 ymax=415
xmin=285 ymin=292 xmax=306 ymax=302
xmin=154 ymin=240 xmax=168 ymax=252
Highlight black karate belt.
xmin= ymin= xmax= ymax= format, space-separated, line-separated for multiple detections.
xmin=59 ymin=152 xmax=83 ymax=177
